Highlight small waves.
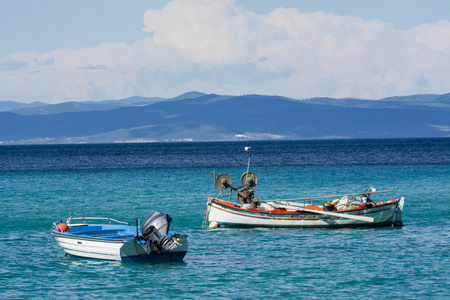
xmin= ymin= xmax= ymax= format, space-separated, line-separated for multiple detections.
xmin=0 ymin=138 xmax=449 ymax=171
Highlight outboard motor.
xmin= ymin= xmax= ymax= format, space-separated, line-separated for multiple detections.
xmin=140 ymin=211 xmax=178 ymax=252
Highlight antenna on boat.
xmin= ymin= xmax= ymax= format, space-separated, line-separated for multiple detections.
xmin=245 ymin=147 xmax=251 ymax=174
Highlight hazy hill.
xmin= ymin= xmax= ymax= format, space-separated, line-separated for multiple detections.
xmin=302 ymin=93 xmax=450 ymax=108
xmin=0 ymin=93 xmax=449 ymax=144
xmin=3 ymin=92 xmax=208 ymax=115
xmin=0 ymin=101 xmax=46 ymax=112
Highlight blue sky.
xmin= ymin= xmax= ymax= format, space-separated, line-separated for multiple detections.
xmin=1 ymin=0 xmax=449 ymax=103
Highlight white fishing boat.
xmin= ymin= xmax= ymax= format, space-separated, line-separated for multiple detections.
xmin=51 ymin=211 xmax=188 ymax=262
xmin=204 ymin=147 xmax=404 ymax=229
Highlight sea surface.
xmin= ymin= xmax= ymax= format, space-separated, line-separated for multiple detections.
xmin=1 ymin=138 xmax=449 ymax=299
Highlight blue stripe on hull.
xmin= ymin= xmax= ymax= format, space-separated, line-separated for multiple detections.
xmin=66 ymin=251 xmax=187 ymax=263
xmin=217 ymin=221 xmax=394 ymax=229
xmin=121 ymin=251 xmax=187 ymax=263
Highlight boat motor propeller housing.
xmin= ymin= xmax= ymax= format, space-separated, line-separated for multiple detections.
xmin=140 ymin=211 xmax=178 ymax=252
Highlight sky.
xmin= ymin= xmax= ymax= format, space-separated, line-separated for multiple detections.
xmin=1 ymin=0 xmax=450 ymax=104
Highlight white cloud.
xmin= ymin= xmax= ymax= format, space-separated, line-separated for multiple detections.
xmin=1 ymin=0 xmax=449 ymax=103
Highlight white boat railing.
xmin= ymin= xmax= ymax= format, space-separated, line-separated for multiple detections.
xmin=268 ymin=189 xmax=394 ymax=202
xmin=52 ymin=217 xmax=130 ymax=228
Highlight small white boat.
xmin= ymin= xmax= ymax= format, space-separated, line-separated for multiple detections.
xmin=204 ymin=147 xmax=404 ymax=229
xmin=51 ymin=212 xmax=188 ymax=262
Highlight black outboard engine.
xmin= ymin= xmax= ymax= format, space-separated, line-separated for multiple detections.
xmin=140 ymin=211 xmax=178 ymax=252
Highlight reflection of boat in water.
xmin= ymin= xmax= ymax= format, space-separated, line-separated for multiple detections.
xmin=51 ymin=211 xmax=188 ymax=262
xmin=204 ymin=147 xmax=404 ymax=229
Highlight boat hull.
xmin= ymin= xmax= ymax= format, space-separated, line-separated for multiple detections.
xmin=206 ymin=197 xmax=402 ymax=228
xmin=51 ymin=224 xmax=188 ymax=262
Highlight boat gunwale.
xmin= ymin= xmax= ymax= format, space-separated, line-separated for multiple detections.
xmin=213 ymin=220 xmax=395 ymax=228
xmin=209 ymin=202 xmax=394 ymax=221
xmin=208 ymin=197 xmax=399 ymax=217
xmin=51 ymin=223 xmax=188 ymax=243
xmin=51 ymin=230 xmax=137 ymax=243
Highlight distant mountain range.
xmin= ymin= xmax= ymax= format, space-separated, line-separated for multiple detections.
xmin=1 ymin=92 xmax=449 ymax=144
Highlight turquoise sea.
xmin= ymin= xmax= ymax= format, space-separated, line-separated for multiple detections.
xmin=1 ymin=139 xmax=449 ymax=299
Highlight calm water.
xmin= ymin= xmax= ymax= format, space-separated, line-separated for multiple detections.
xmin=1 ymin=139 xmax=449 ymax=299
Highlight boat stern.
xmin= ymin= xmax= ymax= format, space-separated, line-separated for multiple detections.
xmin=393 ymin=197 xmax=405 ymax=227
